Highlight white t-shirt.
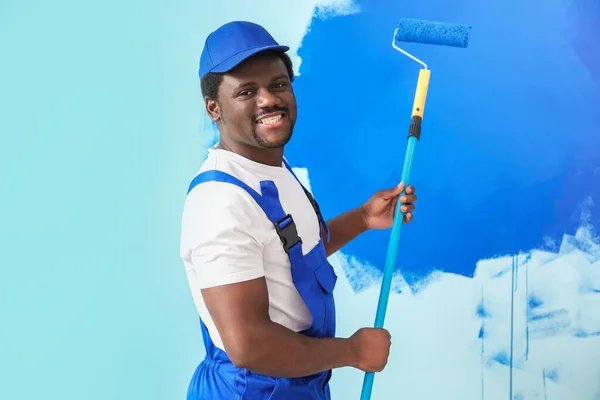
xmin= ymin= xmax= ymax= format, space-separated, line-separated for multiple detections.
xmin=179 ymin=145 xmax=322 ymax=351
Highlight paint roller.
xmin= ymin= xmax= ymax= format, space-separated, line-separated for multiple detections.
xmin=360 ymin=18 xmax=471 ymax=400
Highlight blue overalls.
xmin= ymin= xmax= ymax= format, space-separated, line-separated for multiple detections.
xmin=185 ymin=159 xmax=338 ymax=400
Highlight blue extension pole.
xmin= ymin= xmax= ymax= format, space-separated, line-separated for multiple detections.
xmin=360 ymin=135 xmax=418 ymax=400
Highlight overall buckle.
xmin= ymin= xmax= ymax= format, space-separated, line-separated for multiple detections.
xmin=274 ymin=214 xmax=302 ymax=254
xmin=304 ymin=189 xmax=326 ymax=226
xmin=304 ymin=188 xmax=329 ymax=241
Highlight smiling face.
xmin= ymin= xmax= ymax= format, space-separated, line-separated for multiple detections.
xmin=205 ymin=51 xmax=297 ymax=164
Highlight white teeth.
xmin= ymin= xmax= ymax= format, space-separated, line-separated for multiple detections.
xmin=258 ymin=115 xmax=282 ymax=124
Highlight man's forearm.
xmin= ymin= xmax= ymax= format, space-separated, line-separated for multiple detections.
xmin=232 ymin=321 xmax=356 ymax=377
xmin=323 ymin=206 xmax=368 ymax=257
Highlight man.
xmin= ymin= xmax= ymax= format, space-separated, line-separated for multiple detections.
xmin=180 ymin=21 xmax=418 ymax=399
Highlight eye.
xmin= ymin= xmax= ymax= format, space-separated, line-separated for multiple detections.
xmin=238 ymin=89 xmax=254 ymax=97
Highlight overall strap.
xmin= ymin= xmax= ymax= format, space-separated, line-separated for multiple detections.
xmin=187 ymin=170 xmax=304 ymax=263
xmin=282 ymin=159 xmax=331 ymax=243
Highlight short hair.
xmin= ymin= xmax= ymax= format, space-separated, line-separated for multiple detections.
xmin=200 ymin=51 xmax=295 ymax=101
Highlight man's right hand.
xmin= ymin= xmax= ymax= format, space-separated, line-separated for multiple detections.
xmin=349 ymin=327 xmax=392 ymax=372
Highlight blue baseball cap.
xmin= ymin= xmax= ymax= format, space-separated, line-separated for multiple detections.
xmin=199 ymin=21 xmax=290 ymax=79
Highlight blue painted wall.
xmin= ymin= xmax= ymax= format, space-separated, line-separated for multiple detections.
xmin=287 ymin=0 xmax=600 ymax=281
xmin=1 ymin=0 xmax=598 ymax=399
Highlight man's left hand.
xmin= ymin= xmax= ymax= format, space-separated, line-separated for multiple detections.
xmin=360 ymin=182 xmax=417 ymax=230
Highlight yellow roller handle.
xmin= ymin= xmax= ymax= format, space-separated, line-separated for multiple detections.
xmin=411 ymin=69 xmax=431 ymax=119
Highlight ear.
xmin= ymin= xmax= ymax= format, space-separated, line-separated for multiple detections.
xmin=205 ymin=97 xmax=221 ymax=122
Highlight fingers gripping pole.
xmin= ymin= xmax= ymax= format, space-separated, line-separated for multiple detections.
xmin=359 ymin=67 xmax=431 ymax=400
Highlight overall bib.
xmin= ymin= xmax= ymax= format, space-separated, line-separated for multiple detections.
xmin=185 ymin=159 xmax=338 ymax=400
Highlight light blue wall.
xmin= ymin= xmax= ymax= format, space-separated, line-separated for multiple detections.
xmin=1 ymin=0 xmax=598 ymax=399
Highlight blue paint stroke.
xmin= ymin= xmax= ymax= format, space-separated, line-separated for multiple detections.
xmin=528 ymin=310 xmax=570 ymax=322
xmin=528 ymin=309 xmax=571 ymax=338
xmin=525 ymin=255 xmax=530 ymax=360
xmin=545 ymin=369 xmax=559 ymax=383
xmin=528 ymin=295 xmax=544 ymax=310
xmin=515 ymin=253 xmax=519 ymax=291
xmin=481 ymin=342 xmax=485 ymax=400
xmin=543 ymin=369 xmax=548 ymax=400
xmin=479 ymin=286 xmax=485 ymax=400
xmin=574 ymin=329 xmax=600 ymax=338
xmin=510 ymin=256 xmax=515 ymax=400
xmin=476 ymin=302 xmax=489 ymax=318
xmin=493 ymin=268 xmax=510 ymax=279
xmin=491 ymin=351 xmax=510 ymax=366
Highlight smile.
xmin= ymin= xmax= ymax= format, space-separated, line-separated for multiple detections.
xmin=256 ymin=112 xmax=286 ymax=125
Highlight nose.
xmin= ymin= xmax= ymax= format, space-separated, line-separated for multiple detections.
xmin=256 ymin=87 xmax=280 ymax=108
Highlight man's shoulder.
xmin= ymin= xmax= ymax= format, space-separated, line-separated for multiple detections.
xmin=184 ymin=158 xmax=263 ymax=220
xmin=189 ymin=147 xmax=285 ymax=200
xmin=181 ymin=180 xmax=268 ymax=247
xmin=185 ymin=177 xmax=261 ymax=212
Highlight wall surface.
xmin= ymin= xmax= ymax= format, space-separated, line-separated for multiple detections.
xmin=1 ymin=0 xmax=598 ymax=399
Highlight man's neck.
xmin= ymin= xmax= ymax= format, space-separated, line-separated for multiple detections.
xmin=217 ymin=140 xmax=284 ymax=167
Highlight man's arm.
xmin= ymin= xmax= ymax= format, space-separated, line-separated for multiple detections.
xmin=184 ymin=184 xmax=354 ymax=377
xmin=322 ymin=207 xmax=368 ymax=257
xmin=202 ymin=277 xmax=358 ymax=377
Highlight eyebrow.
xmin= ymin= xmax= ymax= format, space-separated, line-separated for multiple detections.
xmin=270 ymin=74 xmax=289 ymax=82
xmin=231 ymin=74 xmax=290 ymax=93
xmin=232 ymin=81 xmax=256 ymax=93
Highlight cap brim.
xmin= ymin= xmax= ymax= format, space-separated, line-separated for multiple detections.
xmin=209 ymin=44 xmax=290 ymax=74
